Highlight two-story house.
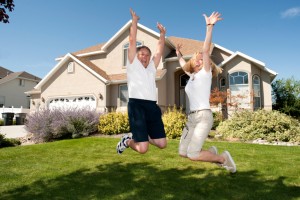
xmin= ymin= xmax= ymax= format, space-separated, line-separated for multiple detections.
xmin=26 ymin=20 xmax=277 ymax=117
xmin=0 ymin=66 xmax=41 ymax=109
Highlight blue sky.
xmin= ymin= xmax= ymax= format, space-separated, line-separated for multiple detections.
xmin=1 ymin=0 xmax=300 ymax=80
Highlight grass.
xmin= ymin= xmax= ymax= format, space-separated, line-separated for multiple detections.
xmin=0 ymin=137 xmax=299 ymax=200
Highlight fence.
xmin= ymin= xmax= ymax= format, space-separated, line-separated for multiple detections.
xmin=0 ymin=106 xmax=30 ymax=119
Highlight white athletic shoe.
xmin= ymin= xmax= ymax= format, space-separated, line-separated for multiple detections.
xmin=220 ymin=151 xmax=237 ymax=173
xmin=116 ymin=134 xmax=131 ymax=154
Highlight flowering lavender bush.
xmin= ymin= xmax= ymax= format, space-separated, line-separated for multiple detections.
xmin=25 ymin=107 xmax=101 ymax=143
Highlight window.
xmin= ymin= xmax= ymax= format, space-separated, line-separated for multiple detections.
xmin=229 ymin=72 xmax=248 ymax=85
xmin=67 ymin=62 xmax=74 ymax=73
xmin=123 ymin=41 xmax=143 ymax=66
xmin=229 ymin=71 xmax=250 ymax=108
xmin=19 ymin=79 xmax=25 ymax=86
xmin=119 ymin=84 xmax=128 ymax=107
xmin=253 ymin=75 xmax=261 ymax=110
xmin=219 ymin=77 xmax=226 ymax=91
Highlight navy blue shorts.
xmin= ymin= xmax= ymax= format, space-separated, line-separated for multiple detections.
xmin=128 ymin=98 xmax=166 ymax=142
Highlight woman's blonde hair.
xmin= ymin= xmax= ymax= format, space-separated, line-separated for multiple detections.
xmin=183 ymin=52 xmax=222 ymax=77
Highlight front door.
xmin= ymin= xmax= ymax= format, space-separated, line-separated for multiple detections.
xmin=179 ymin=74 xmax=190 ymax=113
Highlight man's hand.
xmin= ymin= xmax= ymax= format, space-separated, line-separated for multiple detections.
xmin=130 ymin=8 xmax=140 ymax=22
xmin=157 ymin=22 xmax=166 ymax=35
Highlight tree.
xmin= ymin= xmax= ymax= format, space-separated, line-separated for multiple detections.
xmin=0 ymin=0 xmax=14 ymax=23
xmin=272 ymin=77 xmax=300 ymax=119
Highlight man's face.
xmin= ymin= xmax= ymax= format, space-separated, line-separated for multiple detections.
xmin=137 ymin=48 xmax=151 ymax=68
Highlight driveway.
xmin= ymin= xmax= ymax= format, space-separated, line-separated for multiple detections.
xmin=0 ymin=125 xmax=28 ymax=138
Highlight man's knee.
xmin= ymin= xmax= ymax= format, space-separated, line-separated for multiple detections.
xmin=136 ymin=143 xmax=149 ymax=154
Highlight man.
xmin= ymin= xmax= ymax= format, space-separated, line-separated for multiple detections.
xmin=116 ymin=8 xmax=167 ymax=154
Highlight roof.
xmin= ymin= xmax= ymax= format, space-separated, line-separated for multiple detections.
xmin=0 ymin=71 xmax=41 ymax=85
xmin=0 ymin=66 xmax=13 ymax=78
xmin=168 ymin=36 xmax=206 ymax=56
xmin=73 ymin=54 xmax=110 ymax=81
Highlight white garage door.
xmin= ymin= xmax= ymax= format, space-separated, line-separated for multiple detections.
xmin=48 ymin=96 xmax=96 ymax=110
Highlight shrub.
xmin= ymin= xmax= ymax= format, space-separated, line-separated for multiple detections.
xmin=98 ymin=112 xmax=130 ymax=135
xmin=212 ymin=111 xmax=224 ymax=130
xmin=25 ymin=107 xmax=101 ymax=143
xmin=216 ymin=109 xmax=300 ymax=143
xmin=162 ymin=106 xmax=187 ymax=139
xmin=0 ymin=133 xmax=21 ymax=148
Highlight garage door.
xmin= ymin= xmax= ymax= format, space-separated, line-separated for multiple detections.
xmin=48 ymin=95 xmax=96 ymax=110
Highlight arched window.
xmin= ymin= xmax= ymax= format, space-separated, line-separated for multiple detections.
xmin=253 ymin=75 xmax=261 ymax=110
xmin=219 ymin=77 xmax=226 ymax=91
xmin=229 ymin=71 xmax=250 ymax=108
xmin=229 ymin=71 xmax=248 ymax=85
xmin=123 ymin=41 xmax=143 ymax=66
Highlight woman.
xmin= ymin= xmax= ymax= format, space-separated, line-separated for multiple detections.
xmin=176 ymin=12 xmax=236 ymax=173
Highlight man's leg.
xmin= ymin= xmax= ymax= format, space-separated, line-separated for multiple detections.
xmin=127 ymin=140 xmax=149 ymax=154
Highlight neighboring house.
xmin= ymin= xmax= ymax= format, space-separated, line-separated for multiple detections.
xmin=0 ymin=66 xmax=41 ymax=108
xmin=26 ymin=20 xmax=277 ymax=117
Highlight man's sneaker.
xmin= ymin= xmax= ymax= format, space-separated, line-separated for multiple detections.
xmin=116 ymin=134 xmax=131 ymax=154
xmin=220 ymin=151 xmax=237 ymax=173
xmin=208 ymin=146 xmax=218 ymax=155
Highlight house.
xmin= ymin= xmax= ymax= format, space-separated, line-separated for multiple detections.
xmin=26 ymin=20 xmax=277 ymax=117
xmin=0 ymin=66 xmax=41 ymax=109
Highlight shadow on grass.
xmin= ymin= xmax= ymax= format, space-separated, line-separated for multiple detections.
xmin=1 ymin=162 xmax=299 ymax=200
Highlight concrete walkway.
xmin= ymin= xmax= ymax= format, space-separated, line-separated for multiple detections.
xmin=0 ymin=125 xmax=28 ymax=138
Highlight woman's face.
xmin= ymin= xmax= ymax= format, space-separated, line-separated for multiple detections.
xmin=193 ymin=53 xmax=203 ymax=71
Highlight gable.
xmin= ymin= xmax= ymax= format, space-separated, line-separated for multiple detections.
xmin=40 ymin=59 xmax=106 ymax=96
xmin=218 ymin=52 xmax=277 ymax=81
xmin=35 ymin=53 xmax=110 ymax=90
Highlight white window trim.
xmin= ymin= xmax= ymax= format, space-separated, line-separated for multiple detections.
xmin=67 ymin=62 xmax=74 ymax=73
xmin=119 ymin=84 xmax=128 ymax=107
xmin=123 ymin=41 xmax=143 ymax=67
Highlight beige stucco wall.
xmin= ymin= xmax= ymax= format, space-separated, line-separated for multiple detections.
xmin=38 ymin=59 xmax=106 ymax=111
xmin=220 ymin=56 xmax=274 ymax=111
xmin=0 ymin=78 xmax=37 ymax=108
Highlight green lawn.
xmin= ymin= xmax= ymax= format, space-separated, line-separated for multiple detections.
xmin=0 ymin=137 xmax=299 ymax=200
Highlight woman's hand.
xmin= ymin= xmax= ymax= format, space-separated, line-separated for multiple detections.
xmin=203 ymin=11 xmax=223 ymax=25
xmin=176 ymin=43 xmax=183 ymax=56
